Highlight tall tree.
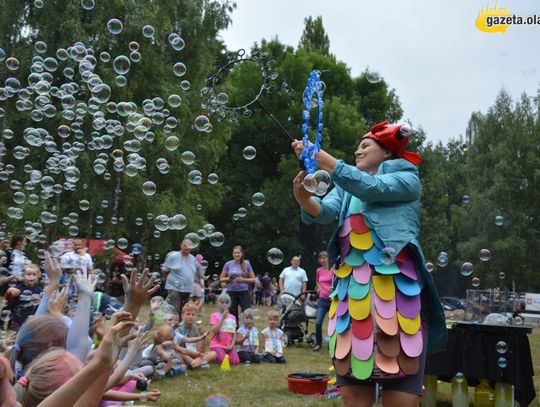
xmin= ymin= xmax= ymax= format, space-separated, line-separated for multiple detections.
xmin=298 ymin=16 xmax=330 ymax=56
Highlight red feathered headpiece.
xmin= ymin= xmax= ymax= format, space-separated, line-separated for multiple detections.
xmin=362 ymin=121 xmax=422 ymax=166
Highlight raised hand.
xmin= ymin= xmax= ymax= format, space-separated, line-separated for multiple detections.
xmin=96 ymin=311 xmax=136 ymax=368
xmin=292 ymin=170 xmax=313 ymax=202
xmin=75 ymin=269 xmax=97 ymax=297
xmin=48 ymin=287 xmax=68 ymax=318
xmin=121 ymin=268 xmax=159 ymax=318
xmin=44 ymin=251 xmax=62 ymax=288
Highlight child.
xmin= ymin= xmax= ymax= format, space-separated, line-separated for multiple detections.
xmin=4 ymin=264 xmax=43 ymax=330
xmin=209 ymin=293 xmax=240 ymax=365
xmin=169 ymin=302 xmax=216 ymax=368
xmin=261 ymin=310 xmax=286 ymax=363
xmin=141 ymin=325 xmax=186 ymax=378
xmin=236 ymin=308 xmax=261 ymax=364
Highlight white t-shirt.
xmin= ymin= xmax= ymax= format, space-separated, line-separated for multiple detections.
xmin=162 ymin=251 xmax=202 ymax=293
xmin=10 ymin=250 xmax=28 ymax=277
xmin=279 ymin=266 xmax=308 ymax=296
xmin=262 ymin=327 xmax=284 ymax=357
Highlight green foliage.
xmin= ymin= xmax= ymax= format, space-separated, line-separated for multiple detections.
xmin=298 ymin=16 xmax=330 ymax=56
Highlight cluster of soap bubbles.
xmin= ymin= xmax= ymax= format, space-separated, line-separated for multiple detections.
xmin=231 ymin=207 xmax=248 ymax=222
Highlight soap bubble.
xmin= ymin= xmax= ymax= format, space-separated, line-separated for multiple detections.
xmin=184 ymin=233 xmax=200 ymax=249
xmin=203 ymin=224 xmax=215 ymax=237
xmin=6 ymin=57 xmax=20 ymax=71
xmin=496 ymin=341 xmax=508 ymax=354
xmin=302 ymin=170 xmax=331 ymax=196
xmin=425 ymin=262 xmax=434 ymax=273
xmin=91 ymin=84 xmax=111 ymax=103
xmin=107 ymin=19 xmax=123 ymax=35
xmin=165 ymin=136 xmax=179 ymax=151
xmin=169 ymin=214 xmax=187 ymax=230
xmin=243 ymin=146 xmax=256 ymax=160
xmin=168 ymin=94 xmax=181 ymax=107
xmin=462 ymin=195 xmax=470 ymax=205
xmin=436 ymin=252 xmax=448 ymax=268
xmin=497 ymin=357 xmax=507 ymax=368
xmin=455 ymin=372 xmax=465 ymax=383
xmin=154 ymin=215 xmax=169 ymax=231
xmin=68 ymin=225 xmax=79 ymax=237
xmin=142 ymin=181 xmax=156 ymax=196
xmin=380 ymin=247 xmax=397 ymax=265
xmin=460 ymin=262 xmax=473 ymax=277
xmin=188 ymin=170 xmax=202 ymax=185
xmin=252 ymin=192 xmax=265 ymax=207
xmin=173 ymin=62 xmax=187 ymax=77
xmin=81 ymin=0 xmax=95 ymax=10
xmin=207 ymin=173 xmax=219 ymax=184
xmin=180 ymin=80 xmax=190 ymax=90
xmin=471 ymin=277 xmax=480 ymax=287
xmin=499 ymin=272 xmax=506 ymax=279
xmin=237 ymin=207 xmax=247 ymax=217
xmin=117 ymin=238 xmax=128 ymax=250
xmin=366 ymin=71 xmax=382 ymax=84
xmin=209 ymin=232 xmax=225 ymax=247
xmin=479 ymin=249 xmax=491 ymax=262
xmin=58 ymin=124 xmax=71 ymax=138
xmin=129 ymin=41 xmax=139 ymax=52
xmin=181 ymin=151 xmax=195 ymax=165
xmin=267 ymin=248 xmax=284 ymax=265
xmin=142 ymin=25 xmax=155 ymax=38
xmin=113 ymin=55 xmax=130 ymax=75
xmin=495 ymin=215 xmax=504 ymax=226
xmin=194 ymin=115 xmax=210 ymax=132
xmin=94 ymin=272 xmax=107 ymax=284
xmin=34 ymin=41 xmax=47 ymax=54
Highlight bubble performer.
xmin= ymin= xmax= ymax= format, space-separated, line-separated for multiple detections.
xmin=291 ymin=121 xmax=447 ymax=407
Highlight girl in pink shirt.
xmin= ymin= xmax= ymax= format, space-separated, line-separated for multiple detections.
xmin=314 ymin=251 xmax=333 ymax=351
xmin=209 ymin=293 xmax=240 ymax=365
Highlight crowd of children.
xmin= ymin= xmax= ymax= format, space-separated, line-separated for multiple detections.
xmin=0 ymin=238 xmax=289 ymax=406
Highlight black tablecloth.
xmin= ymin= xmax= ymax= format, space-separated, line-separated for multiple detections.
xmin=425 ymin=323 xmax=536 ymax=406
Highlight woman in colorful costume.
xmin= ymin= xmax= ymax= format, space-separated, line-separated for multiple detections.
xmin=291 ymin=121 xmax=447 ymax=406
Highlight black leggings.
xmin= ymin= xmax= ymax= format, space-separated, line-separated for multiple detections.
xmin=227 ymin=290 xmax=251 ymax=322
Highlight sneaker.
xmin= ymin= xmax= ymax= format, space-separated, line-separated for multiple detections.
xmin=200 ymin=363 xmax=210 ymax=370
xmin=312 ymin=345 xmax=321 ymax=352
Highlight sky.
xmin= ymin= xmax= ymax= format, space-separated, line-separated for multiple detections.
xmin=220 ymin=0 xmax=540 ymax=144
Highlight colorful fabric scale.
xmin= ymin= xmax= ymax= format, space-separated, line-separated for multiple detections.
xmin=328 ymin=197 xmax=422 ymax=380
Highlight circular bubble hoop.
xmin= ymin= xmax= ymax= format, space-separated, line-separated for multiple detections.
xmin=200 ymin=48 xmax=280 ymax=121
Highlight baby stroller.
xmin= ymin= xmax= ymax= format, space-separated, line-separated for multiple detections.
xmin=275 ymin=290 xmax=319 ymax=348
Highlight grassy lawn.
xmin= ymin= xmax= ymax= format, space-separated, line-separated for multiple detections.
xmin=137 ymin=305 xmax=539 ymax=406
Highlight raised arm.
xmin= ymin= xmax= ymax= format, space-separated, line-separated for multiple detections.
xmin=66 ymin=269 xmax=96 ymax=362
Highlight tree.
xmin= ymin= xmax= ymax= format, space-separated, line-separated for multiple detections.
xmin=298 ymin=16 xmax=330 ymax=56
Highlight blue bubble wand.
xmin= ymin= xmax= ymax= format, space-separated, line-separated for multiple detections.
xmin=300 ymin=70 xmax=325 ymax=174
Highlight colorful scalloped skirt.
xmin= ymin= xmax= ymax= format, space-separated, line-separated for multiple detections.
xmin=328 ymin=197 xmax=423 ymax=380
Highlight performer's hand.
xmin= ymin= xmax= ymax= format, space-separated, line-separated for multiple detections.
xmin=292 ymin=171 xmax=313 ymax=202
xmin=291 ymin=139 xmax=304 ymax=158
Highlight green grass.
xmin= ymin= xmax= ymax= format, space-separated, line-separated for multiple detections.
xmin=137 ymin=305 xmax=540 ymax=406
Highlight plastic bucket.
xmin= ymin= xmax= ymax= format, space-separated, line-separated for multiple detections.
xmin=286 ymin=373 xmax=330 ymax=394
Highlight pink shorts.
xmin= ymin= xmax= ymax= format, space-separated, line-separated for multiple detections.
xmin=211 ymin=347 xmax=240 ymax=365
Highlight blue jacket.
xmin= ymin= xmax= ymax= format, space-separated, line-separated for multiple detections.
xmin=301 ymin=158 xmax=447 ymax=355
